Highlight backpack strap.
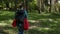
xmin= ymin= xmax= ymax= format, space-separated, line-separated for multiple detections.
xmin=24 ymin=10 xmax=28 ymax=18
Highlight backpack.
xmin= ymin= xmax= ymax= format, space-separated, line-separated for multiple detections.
xmin=15 ymin=10 xmax=25 ymax=22
xmin=12 ymin=10 xmax=29 ymax=30
xmin=15 ymin=10 xmax=25 ymax=26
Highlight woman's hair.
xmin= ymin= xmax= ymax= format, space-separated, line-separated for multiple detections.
xmin=17 ymin=2 xmax=24 ymax=9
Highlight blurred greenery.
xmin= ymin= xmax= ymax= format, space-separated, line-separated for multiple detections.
xmin=0 ymin=11 xmax=60 ymax=34
xmin=0 ymin=0 xmax=60 ymax=34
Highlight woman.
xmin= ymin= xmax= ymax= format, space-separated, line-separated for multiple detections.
xmin=12 ymin=3 xmax=29 ymax=34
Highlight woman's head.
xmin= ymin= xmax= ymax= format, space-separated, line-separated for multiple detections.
xmin=17 ymin=2 xmax=24 ymax=9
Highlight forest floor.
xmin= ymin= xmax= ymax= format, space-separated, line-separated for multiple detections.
xmin=0 ymin=11 xmax=60 ymax=34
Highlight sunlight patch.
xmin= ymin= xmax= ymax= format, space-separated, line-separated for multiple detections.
xmin=29 ymin=20 xmax=36 ymax=23
xmin=8 ymin=19 xmax=13 ymax=23
xmin=0 ymin=21 xmax=5 ymax=23
xmin=48 ymin=19 xmax=53 ymax=22
xmin=58 ymin=1 xmax=60 ymax=3
xmin=0 ymin=23 xmax=8 ymax=26
xmin=38 ymin=27 xmax=50 ymax=31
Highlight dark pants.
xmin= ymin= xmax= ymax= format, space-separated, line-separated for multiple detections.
xmin=18 ymin=23 xmax=24 ymax=34
xmin=18 ymin=28 xmax=24 ymax=34
xmin=16 ymin=20 xmax=24 ymax=34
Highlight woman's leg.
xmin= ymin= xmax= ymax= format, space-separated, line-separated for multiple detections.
xmin=18 ymin=24 xmax=24 ymax=34
xmin=18 ymin=29 xmax=24 ymax=34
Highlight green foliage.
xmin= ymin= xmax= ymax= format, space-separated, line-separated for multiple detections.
xmin=0 ymin=0 xmax=38 ymax=11
xmin=0 ymin=11 xmax=60 ymax=34
xmin=28 ymin=0 xmax=38 ymax=12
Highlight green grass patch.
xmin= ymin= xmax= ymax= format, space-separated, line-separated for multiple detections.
xmin=0 ymin=11 xmax=60 ymax=34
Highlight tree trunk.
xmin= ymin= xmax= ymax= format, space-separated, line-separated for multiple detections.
xmin=5 ymin=2 xmax=9 ymax=10
xmin=44 ymin=0 xmax=48 ymax=6
xmin=44 ymin=0 xmax=49 ymax=13
xmin=50 ymin=0 xmax=55 ymax=13
xmin=41 ymin=0 xmax=45 ymax=12
xmin=24 ymin=0 xmax=28 ymax=12
xmin=37 ymin=0 xmax=41 ymax=13
xmin=54 ymin=0 xmax=59 ymax=13
xmin=14 ymin=0 xmax=18 ymax=11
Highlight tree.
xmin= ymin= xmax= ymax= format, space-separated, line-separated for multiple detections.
xmin=37 ymin=0 xmax=42 ymax=13
xmin=54 ymin=0 xmax=59 ymax=13
xmin=49 ymin=0 xmax=55 ymax=13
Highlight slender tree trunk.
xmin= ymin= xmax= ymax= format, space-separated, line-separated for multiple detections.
xmin=54 ymin=0 xmax=59 ymax=13
xmin=37 ymin=0 xmax=45 ymax=13
xmin=50 ymin=0 xmax=55 ymax=13
xmin=49 ymin=0 xmax=51 ymax=13
xmin=41 ymin=0 xmax=45 ymax=12
xmin=44 ymin=0 xmax=49 ymax=13
xmin=37 ymin=0 xmax=41 ymax=13
xmin=24 ymin=0 xmax=28 ymax=12
xmin=14 ymin=0 xmax=18 ymax=11
xmin=1 ymin=0 xmax=3 ymax=10
xmin=5 ymin=2 xmax=9 ymax=10
xmin=44 ymin=0 xmax=48 ymax=6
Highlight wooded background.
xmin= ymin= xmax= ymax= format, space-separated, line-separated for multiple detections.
xmin=0 ymin=0 xmax=60 ymax=13
xmin=0 ymin=0 xmax=60 ymax=34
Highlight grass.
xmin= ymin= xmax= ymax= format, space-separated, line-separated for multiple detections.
xmin=0 ymin=11 xmax=60 ymax=34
